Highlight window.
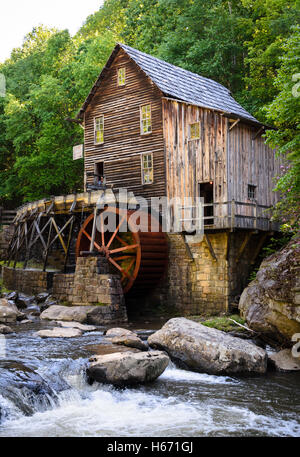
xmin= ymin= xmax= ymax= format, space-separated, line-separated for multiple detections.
xmin=140 ymin=104 xmax=152 ymax=135
xmin=117 ymin=67 xmax=126 ymax=86
xmin=94 ymin=116 xmax=104 ymax=144
xmin=141 ymin=153 xmax=153 ymax=184
xmin=248 ymin=184 xmax=256 ymax=200
xmin=189 ymin=122 xmax=200 ymax=140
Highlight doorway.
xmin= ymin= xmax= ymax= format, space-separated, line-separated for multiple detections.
xmin=199 ymin=182 xmax=214 ymax=225
xmin=94 ymin=162 xmax=104 ymax=186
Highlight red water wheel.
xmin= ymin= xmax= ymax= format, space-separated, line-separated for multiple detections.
xmin=75 ymin=207 xmax=168 ymax=294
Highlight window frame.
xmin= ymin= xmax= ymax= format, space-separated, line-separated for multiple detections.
xmin=117 ymin=67 xmax=126 ymax=87
xmin=248 ymin=184 xmax=257 ymax=200
xmin=141 ymin=152 xmax=154 ymax=185
xmin=189 ymin=122 xmax=200 ymax=140
xmin=94 ymin=115 xmax=104 ymax=145
xmin=140 ymin=104 xmax=152 ymax=135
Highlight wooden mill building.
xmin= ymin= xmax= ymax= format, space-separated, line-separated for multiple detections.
xmin=4 ymin=44 xmax=281 ymax=316
xmin=75 ymin=43 xmax=280 ymax=314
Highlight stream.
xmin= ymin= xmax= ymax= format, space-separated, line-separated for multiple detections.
xmin=0 ymin=320 xmax=299 ymax=437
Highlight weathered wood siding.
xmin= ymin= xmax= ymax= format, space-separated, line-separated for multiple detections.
xmin=227 ymin=123 xmax=280 ymax=205
xmin=84 ymin=49 xmax=166 ymax=200
xmin=227 ymin=123 xmax=281 ymax=229
xmin=162 ymin=99 xmax=228 ymax=223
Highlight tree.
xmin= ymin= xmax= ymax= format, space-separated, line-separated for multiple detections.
xmin=264 ymin=26 xmax=300 ymax=231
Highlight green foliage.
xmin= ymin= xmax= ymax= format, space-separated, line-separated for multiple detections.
xmin=264 ymin=27 xmax=300 ymax=231
xmin=192 ymin=314 xmax=247 ymax=333
xmin=0 ymin=0 xmax=298 ymax=226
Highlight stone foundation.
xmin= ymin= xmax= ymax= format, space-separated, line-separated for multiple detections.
xmin=2 ymin=256 xmax=127 ymax=322
xmin=141 ymin=231 xmax=270 ymax=317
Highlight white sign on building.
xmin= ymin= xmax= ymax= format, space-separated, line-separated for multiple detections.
xmin=73 ymin=144 xmax=83 ymax=160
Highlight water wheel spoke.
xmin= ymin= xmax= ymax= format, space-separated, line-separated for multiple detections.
xmin=109 ymin=244 xmax=139 ymax=255
xmin=108 ymin=257 xmax=131 ymax=279
xmin=106 ymin=214 xmax=127 ymax=249
xmin=113 ymin=255 xmax=135 ymax=261
xmin=82 ymin=229 xmax=102 ymax=252
xmin=115 ymin=235 xmax=128 ymax=247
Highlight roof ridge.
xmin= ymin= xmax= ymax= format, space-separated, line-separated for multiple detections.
xmin=119 ymin=43 xmax=231 ymax=95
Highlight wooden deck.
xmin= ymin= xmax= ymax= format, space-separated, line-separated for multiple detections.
xmin=13 ymin=191 xmax=278 ymax=232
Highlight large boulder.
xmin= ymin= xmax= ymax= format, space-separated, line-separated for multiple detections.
xmin=87 ymin=350 xmax=169 ymax=386
xmin=148 ymin=317 xmax=267 ymax=375
xmin=239 ymin=238 xmax=300 ymax=342
xmin=0 ymin=298 xmax=21 ymax=323
xmin=268 ymin=349 xmax=300 ymax=372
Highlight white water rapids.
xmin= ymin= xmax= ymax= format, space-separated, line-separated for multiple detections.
xmin=0 ymin=324 xmax=299 ymax=437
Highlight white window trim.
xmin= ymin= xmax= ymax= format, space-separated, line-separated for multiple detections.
xmin=94 ymin=115 xmax=104 ymax=145
xmin=117 ymin=67 xmax=126 ymax=86
xmin=141 ymin=153 xmax=154 ymax=185
xmin=140 ymin=104 xmax=152 ymax=135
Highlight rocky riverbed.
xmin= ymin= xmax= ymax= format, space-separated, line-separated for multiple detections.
xmin=0 ymin=309 xmax=299 ymax=437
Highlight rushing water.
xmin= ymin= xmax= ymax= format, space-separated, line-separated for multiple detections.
xmin=0 ymin=320 xmax=299 ymax=437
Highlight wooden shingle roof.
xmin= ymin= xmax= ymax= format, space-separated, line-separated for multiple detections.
xmin=77 ymin=43 xmax=259 ymax=125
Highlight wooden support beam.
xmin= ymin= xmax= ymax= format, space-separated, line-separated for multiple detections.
xmin=235 ymin=231 xmax=254 ymax=263
xmin=43 ymin=218 xmax=53 ymax=272
xmin=63 ymin=216 xmax=74 ymax=273
xmin=204 ymin=234 xmax=217 ymax=261
xmin=229 ymin=118 xmax=240 ymax=131
xmin=181 ymin=234 xmax=194 ymax=261
xmin=226 ymin=231 xmax=231 ymax=262
xmin=250 ymin=232 xmax=268 ymax=265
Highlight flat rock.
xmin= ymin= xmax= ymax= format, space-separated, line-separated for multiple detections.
xmin=87 ymin=350 xmax=169 ymax=386
xmin=40 ymin=305 xmax=95 ymax=323
xmin=56 ymin=321 xmax=97 ymax=332
xmin=36 ymin=327 xmax=82 ymax=338
xmin=105 ymin=327 xmax=137 ymax=338
xmin=268 ymin=349 xmax=300 ymax=372
xmin=0 ymin=324 xmax=13 ymax=334
xmin=148 ymin=317 xmax=267 ymax=375
xmin=110 ymin=335 xmax=148 ymax=351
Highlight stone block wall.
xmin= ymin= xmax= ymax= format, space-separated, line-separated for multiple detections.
xmin=52 ymin=256 xmax=124 ymax=307
xmin=2 ymin=266 xmax=49 ymax=295
xmin=145 ymin=231 xmax=269 ymax=317
xmin=154 ymin=233 xmax=229 ymax=316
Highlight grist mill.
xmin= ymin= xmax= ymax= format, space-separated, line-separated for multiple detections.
xmin=2 ymin=44 xmax=281 ymax=317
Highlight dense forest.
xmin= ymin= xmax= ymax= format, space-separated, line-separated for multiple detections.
xmin=0 ymin=0 xmax=299 ymax=231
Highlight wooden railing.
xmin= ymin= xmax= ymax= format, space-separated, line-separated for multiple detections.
xmin=0 ymin=208 xmax=16 ymax=225
xmin=200 ymin=200 xmax=278 ymax=231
